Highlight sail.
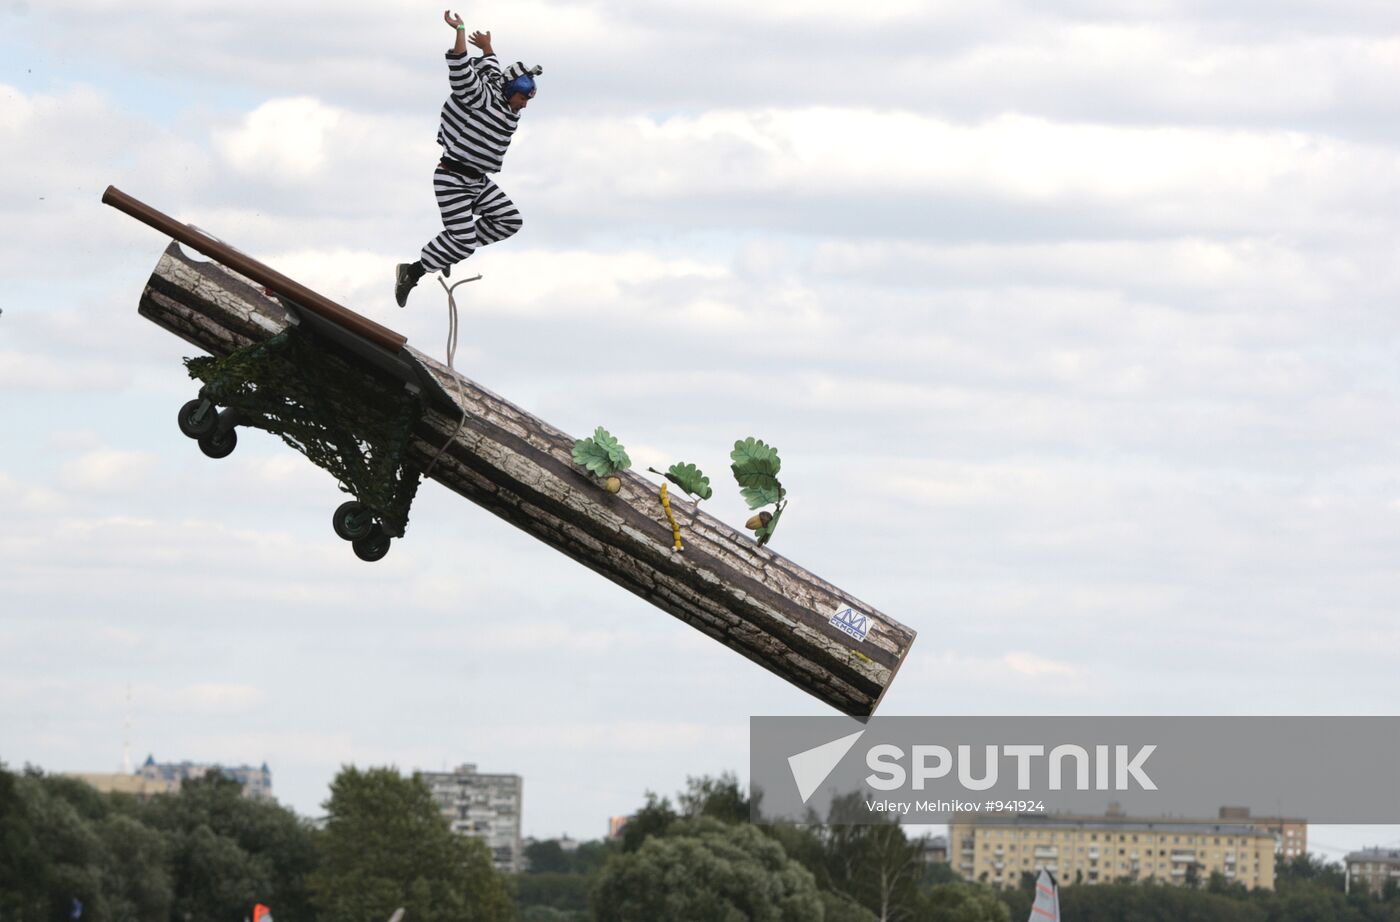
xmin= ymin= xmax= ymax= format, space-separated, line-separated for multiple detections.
xmin=1028 ymin=868 xmax=1060 ymax=921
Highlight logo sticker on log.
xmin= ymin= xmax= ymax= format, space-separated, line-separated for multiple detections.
xmin=830 ymin=605 xmax=870 ymax=642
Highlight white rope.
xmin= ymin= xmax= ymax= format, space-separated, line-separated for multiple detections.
xmin=424 ymin=272 xmax=482 ymax=477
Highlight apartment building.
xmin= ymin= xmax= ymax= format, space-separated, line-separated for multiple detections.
xmin=421 ymin=763 xmax=524 ymax=874
xmin=1218 ymin=806 xmax=1307 ymax=861
xmin=951 ymin=808 xmax=1276 ymax=890
xmin=1346 ymin=848 xmax=1400 ymax=896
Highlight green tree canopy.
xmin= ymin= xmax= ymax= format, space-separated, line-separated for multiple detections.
xmin=516 ymin=871 xmax=590 ymax=915
xmin=21 ymin=771 xmax=111 ymax=922
xmin=309 ymin=766 xmax=512 ymax=922
xmin=678 ymin=772 xmax=752 ymax=825
xmin=1056 ymin=880 xmax=1267 ymax=922
xmin=524 ymin=839 xmax=572 ymax=874
xmin=618 ymin=792 xmax=677 ymax=853
xmin=916 ymin=881 xmax=1008 ymax=922
xmin=138 ymin=772 xmax=317 ymax=922
xmin=0 ymin=767 xmax=174 ymax=922
xmin=591 ymin=816 xmax=824 ymax=922
xmin=817 ymin=793 xmax=926 ymax=921
xmin=0 ymin=767 xmax=49 ymax=922
xmin=1275 ymin=852 xmax=1348 ymax=891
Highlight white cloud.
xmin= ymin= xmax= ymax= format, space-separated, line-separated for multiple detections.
xmin=179 ymin=730 xmax=380 ymax=771
xmin=58 ymin=449 xmax=160 ymax=492
xmin=467 ymin=621 xmax=629 ymax=653
xmin=17 ymin=0 xmax=1400 ymax=137
xmin=1003 ymin=652 xmax=1079 ymax=679
xmin=0 ymin=507 xmax=366 ymax=608
xmin=177 ymin=683 xmax=267 ymax=714
xmin=0 ymin=676 xmax=67 ymax=704
xmin=894 ymin=651 xmax=1089 ymax=697
xmin=487 ymin=720 xmax=748 ymax=752
xmin=461 ymin=248 xmax=727 ymax=313
xmin=216 ymin=97 xmax=343 ymax=178
xmin=234 ymin=453 xmax=325 ymax=489
xmin=0 ymin=472 xmax=69 ymax=513
xmin=0 ymin=351 xmax=132 ymax=393
xmin=811 ymin=237 xmax=1339 ymax=303
xmin=45 ymin=430 xmax=105 ymax=452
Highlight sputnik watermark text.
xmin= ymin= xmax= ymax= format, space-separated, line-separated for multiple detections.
xmin=865 ymin=744 xmax=1157 ymax=792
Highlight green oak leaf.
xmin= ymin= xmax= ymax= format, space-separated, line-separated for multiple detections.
xmin=594 ymin=427 xmax=631 ymax=470
xmin=730 ymin=437 xmax=781 ymax=477
xmin=739 ymin=480 xmax=785 ymax=510
xmin=572 ymin=439 xmax=614 ymax=476
xmin=572 ymin=426 xmax=631 ymax=477
xmin=731 ymin=437 xmax=784 ymax=510
xmin=663 ymin=462 xmax=713 ymax=501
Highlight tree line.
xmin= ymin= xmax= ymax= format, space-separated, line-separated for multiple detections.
xmin=0 ymin=763 xmax=508 ymax=922
xmin=4 ymin=762 xmax=1400 ymax=922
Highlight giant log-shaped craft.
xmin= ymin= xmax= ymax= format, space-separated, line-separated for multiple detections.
xmin=103 ymin=185 xmax=916 ymax=716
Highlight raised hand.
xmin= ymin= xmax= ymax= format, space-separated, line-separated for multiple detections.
xmin=443 ymin=10 xmax=464 ymax=29
xmin=468 ymin=30 xmax=493 ymax=54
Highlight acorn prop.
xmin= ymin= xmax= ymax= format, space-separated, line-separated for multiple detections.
xmin=746 ymin=510 xmax=773 ymax=530
xmin=572 ymin=426 xmax=631 ymax=491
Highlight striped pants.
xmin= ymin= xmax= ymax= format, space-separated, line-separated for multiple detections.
xmin=418 ymin=166 xmax=522 ymax=273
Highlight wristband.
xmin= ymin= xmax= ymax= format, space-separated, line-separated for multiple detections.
xmin=456 ymin=24 xmax=465 ymax=30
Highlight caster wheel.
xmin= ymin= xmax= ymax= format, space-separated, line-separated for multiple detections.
xmin=198 ymin=426 xmax=238 ymax=459
xmin=177 ymin=398 xmax=218 ymax=439
xmin=332 ymin=501 xmax=373 ymax=541
xmin=352 ymin=524 xmax=392 ymax=562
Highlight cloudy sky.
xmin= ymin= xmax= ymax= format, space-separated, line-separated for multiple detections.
xmin=4 ymin=0 xmax=1400 ymax=856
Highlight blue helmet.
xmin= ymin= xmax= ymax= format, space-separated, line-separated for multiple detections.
xmin=503 ymin=73 xmax=536 ymax=99
xmin=502 ymin=62 xmax=542 ymax=100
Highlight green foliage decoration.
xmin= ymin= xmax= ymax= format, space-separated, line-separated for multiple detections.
xmin=185 ymin=329 xmax=423 ymax=538
xmin=729 ymin=437 xmax=784 ymax=509
xmin=572 ymin=427 xmax=631 ymax=478
xmin=731 ymin=437 xmax=787 ymax=545
xmin=648 ymin=462 xmax=713 ymax=502
xmin=573 ymin=429 xmax=789 ymax=546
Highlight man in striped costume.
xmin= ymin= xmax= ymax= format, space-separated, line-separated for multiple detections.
xmin=395 ymin=11 xmax=542 ymax=307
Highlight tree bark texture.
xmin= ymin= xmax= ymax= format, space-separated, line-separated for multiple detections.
xmin=137 ymin=242 xmax=917 ymax=716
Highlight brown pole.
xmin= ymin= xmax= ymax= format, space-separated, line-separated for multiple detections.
xmin=102 ymin=185 xmax=407 ymax=353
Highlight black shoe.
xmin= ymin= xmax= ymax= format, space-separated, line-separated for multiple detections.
xmin=443 ymin=263 xmax=451 ymax=279
xmin=395 ymin=262 xmax=426 ymax=307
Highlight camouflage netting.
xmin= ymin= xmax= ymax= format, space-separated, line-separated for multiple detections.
xmin=185 ymin=330 xmax=424 ymax=537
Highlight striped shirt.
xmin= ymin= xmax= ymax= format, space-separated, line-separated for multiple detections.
xmin=437 ymin=52 xmax=521 ymax=174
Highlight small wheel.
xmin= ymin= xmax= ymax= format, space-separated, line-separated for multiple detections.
xmin=332 ymin=501 xmax=373 ymax=541
xmin=198 ymin=426 xmax=238 ymax=459
xmin=352 ymin=524 xmax=392 ymax=562
xmin=177 ymin=399 xmax=217 ymax=439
